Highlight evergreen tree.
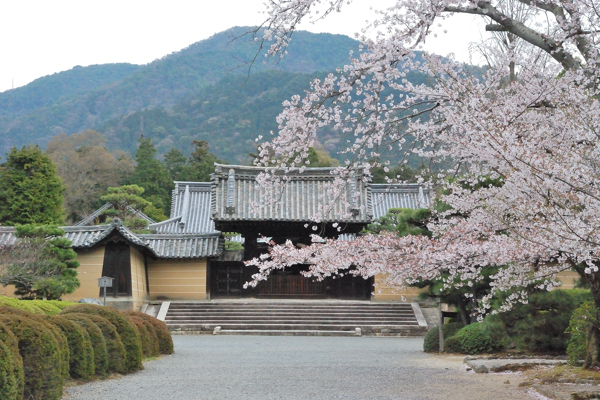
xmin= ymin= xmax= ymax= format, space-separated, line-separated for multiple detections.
xmin=100 ymin=185 xmax=165 ymax=229
xmin=188 ymin=140 xmax=222 ymax=181
xmin=128 ymin=137 xmax=171 ymax=217
xmin=164 ymin=148 xmax=189 ymax=181
xmin=0 ymin=146 xmax=65 ymax=225
xmin=5 ymin=224 xmax=80 ymax=300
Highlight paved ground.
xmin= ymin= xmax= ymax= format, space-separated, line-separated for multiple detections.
xmin=64 ymin=336 xmax=540 ymax=400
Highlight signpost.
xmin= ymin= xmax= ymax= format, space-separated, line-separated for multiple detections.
xmin=98 ymin=276 xmax=114 ymax=306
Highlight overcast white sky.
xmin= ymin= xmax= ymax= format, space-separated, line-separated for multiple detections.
xmin=0 ymin=0 xmax=485 ymax=93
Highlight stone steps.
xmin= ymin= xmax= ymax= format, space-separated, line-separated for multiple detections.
xmin=163 ymin=301 xmax=428 ymax=337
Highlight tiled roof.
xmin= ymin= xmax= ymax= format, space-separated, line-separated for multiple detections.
xmin=0 ymin=222 xmax=222 ymax=259
xmin=371 ymin=184 xmax=431 ymax=219
xmin=148 ymin=182 xmax=217 ymax=234
xmin=0 ymin=227 xmax=17 ymax=247
xmin=64 ymin=221 xmax=152 ymax=252
xmin=139 ymin=233 xmax=222 ymax=259
xmin=75 ymin=203 xmax=156 ymax=227
xmin=211 ymin=164 xmax=372 ymax=223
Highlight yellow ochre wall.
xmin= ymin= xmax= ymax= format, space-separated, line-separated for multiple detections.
xmin=130 ymin=247 xmax=148 ymax=301
xmin=147 ymin=258 xmax=208 ymax=300
xmin=63 ymin=247 xmax=106 ymax=301
xmin=372 ymin=270 xmax=583 ymax=302
xmin=372 ymin=273 xmax=423 ymax=302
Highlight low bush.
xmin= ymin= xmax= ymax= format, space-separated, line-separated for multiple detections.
xmin=498 ymin=289 xmax=592 ymax=353
xmin=0 ymin=297 xmax=44 ymax=315
xmin=61 ymin=314 xmax=108 ymax=377
xmin=0 ymin=314 xmax=64 ymax=400
xmin=51 ymin=316 xmax=94 ymax=380
xmin=449 ymin=322 xmax=499 ymax=354
xmin=60 ymin=305 xmax=142 ymax=373
xmin=423 ymin=322 xmax=465 ymax=353
xmin=0 ymin=321 xmax=23 ymax=400
xmin=125 ymin=311 xmax=173 ymax=355
xmin=29 ymin=301 xmax=61 ymax=315
xmin=127 ymin=316 xmax=159 ymax=358
xmin=62 ymin=312 xmax=126 ymax=374
xmin=0 ymin=307 xmax=69 ymax=383
xmin=40 ymin=317 xmax=70 ymax=381
xmin=45 ymin=300 xmax=78 ymax=310
xmin=443 ymin=335 xmax=462 ymax=353
xmin=566 ymin=301 xmax=596 ymax=366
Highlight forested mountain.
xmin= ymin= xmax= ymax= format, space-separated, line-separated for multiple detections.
xmin=0 ymin=27 xmax=362 ymax=155
xmin=0 ymin=26 xmax=430 ymax=163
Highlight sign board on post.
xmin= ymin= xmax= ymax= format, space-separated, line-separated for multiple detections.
xmin=98 ymin=276 xmax=114 ymax=306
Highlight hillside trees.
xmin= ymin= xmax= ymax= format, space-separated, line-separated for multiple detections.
xmin=250 ymin=0 xmax=600 ymax=367
xmin=46 ymin=131 xmax=135 ymax=222
xmin=0 ymin=146 xmax=65 ymax=225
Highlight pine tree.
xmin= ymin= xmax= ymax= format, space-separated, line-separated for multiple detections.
xmin=0 ymin=146 xmax=65 ymax=225
xmin=188 ymin=140 xmax=222 ymax=181
xmin=128 ymin=137 xmax=171 ymax=218
xmin=6 ymin=224 xmax=80 ymax=300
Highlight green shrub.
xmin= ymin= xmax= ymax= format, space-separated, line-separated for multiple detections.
xmin=40 ymin=316 xmax=70 ymax=381
xmin=61 ymin=310 xmax=128 ymax=374
xmin=61 ymin=314 xmax=108 ymax=377
xmin=29 ymin=301 xmax=61 ymax=315
xmin=423 ymin=322 xmax=465 ymax=353
xmin=0 ymin=314 xmax=64 ymax=400
xmin=0 ymin=297 xmax=44 ymax=315
xmin=61 ymin=305 xmax=142 ymax=373
xmin=498 ymin=289 xmax=592 ymax=353
xmin=0 ymin=307 xmax=69 ymax=382
xmin=444 ymin=335 xmax=462 ymax=353
xmin=566 ymin=301 xmax=596 ymax=366
xmin=51 ymin=316 xmax=94 ymax=380
xmin=0 ymin=321 xmax=23 ymax=400
xmin=127 ymin=316 xmax=159 ymax=358
xmin=45 ymin=300 xmax=78 ymax=310
xmin=450 ymin=322 xmax=498 ymax=354
xmin=125 ymin=311 xmax=173 ymax=355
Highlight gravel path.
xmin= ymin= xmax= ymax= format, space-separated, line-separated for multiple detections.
xmin=64 ymin=335 xmax=537 ymax=400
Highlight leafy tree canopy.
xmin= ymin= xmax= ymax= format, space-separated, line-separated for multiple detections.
xmin=0 ymin=146 xmax=65 ymax=225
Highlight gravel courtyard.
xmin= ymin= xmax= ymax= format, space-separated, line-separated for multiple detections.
xmin=64 ymin=335 xmax=538 ymax=400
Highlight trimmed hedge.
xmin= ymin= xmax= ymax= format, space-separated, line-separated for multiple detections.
xmin=125 ymin=311 xmax=173 ymax=355
xmin=29 ymin=301 xmax=61 ymax=315
xmin=0 ymin=297 xmax=44 ymax=315
xmin=61 ymin=314 xmax=109 ymax=377
xmin=45 ymin=300 xmax=78 ymax=310
xmin=445 ymin=322 xmax=500 ymax=354
xmin=65 ymin=313 xmax=125 ymax=374
xmin=51 ymin=316 xmax=94 ymax=380
xmin=0 ymin=321 xmax=23 ymax=400
xmin=61 ymin=305 xmax=142 ymax=373
xmin=40 ymin=316 xmax=70 ymax=381
xmin=423 ymin=322 xmax=465 ymax=353
xmin=0 ymin=314 xmax=64 ymax=400
xmin=128 ymin=316 xmax=159 ymax=358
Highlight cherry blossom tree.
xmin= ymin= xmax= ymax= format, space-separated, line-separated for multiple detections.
xmin=247 ymin=0 xmax=600 ymax=366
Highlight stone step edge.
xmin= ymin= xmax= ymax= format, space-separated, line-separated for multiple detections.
xmin=167 ymin=323 xmax=424 ymax=329
xmin=215 ymin=329 xmax=361 ymax=336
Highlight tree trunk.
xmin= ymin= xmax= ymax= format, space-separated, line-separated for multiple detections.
xmin=574 ymin=264 xmax=600 ymax=369
xmin=456 ymin=299 xmax=471 ymax=325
